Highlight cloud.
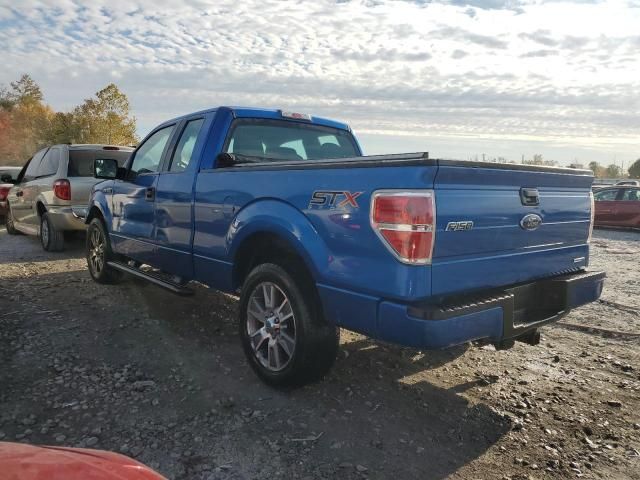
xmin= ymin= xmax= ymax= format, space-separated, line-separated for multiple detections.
xmin=520 ymin=49 xmax=559 ymax=57
xmin=0 ymin=0 xmax=638 ymax=164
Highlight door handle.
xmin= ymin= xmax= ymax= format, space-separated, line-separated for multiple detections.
xmin=16 ymin=191 xmax=23 ymax=197
xmin=145 ymin=187 xmax=155 ymax=201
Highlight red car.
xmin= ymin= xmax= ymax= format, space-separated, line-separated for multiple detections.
xmin=594 ymin=186 xmax=640 ymax=228
xmin=0 ymin=442 xmax=166 ymax=480
xmin=0 ymin=166 xmax=22 ymax=221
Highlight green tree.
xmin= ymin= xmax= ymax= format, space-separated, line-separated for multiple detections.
xmin=628 ymin=159 xmax=640 ymax=179
xmin=74 ymin=84 xmax=137 ymax=145
xmin=0 ymin=74 xmax=52 ymax=164
xmin=9 ymin=74 xmax=44 ymax=105
xmin=605 ymin=164 xmax=622 ymax=178
xmin=588 ymin=161 xmax=605 ymax=178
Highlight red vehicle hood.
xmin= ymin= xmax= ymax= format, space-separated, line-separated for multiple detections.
xmin=0 ymin=442 xmax=166 ymax=480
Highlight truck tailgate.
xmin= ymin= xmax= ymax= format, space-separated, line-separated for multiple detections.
xmin=431 ymin=163 xmax=593 ymax=297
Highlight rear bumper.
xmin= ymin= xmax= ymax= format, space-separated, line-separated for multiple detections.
xmin=46 ymin=206 xmax=88 ymax=231
xmin=319 ymin=270 xmax=605 ymax=350
xmin=377 ymin=270 xmax=605 ymax=349
xmin=0 ymin=200 xmax=7 ymax=216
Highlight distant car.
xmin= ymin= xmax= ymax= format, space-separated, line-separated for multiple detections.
xmin=0 ymin=166 xmax=22 ymax=182
xmin=615 ymin=180 xmax=640 ymax=186
xmin=593 ymin=186 xmax=640 ymax=228
xmin=5 ymin=144 xmax=133 ymax=250
xmin=0 ymin=442 xmax=166 ymax=480
xmin=0 ymin=166 xmax=22 ymax=222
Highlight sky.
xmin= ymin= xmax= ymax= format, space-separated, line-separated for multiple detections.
xmin=0 ymin=0 xmax=638 ymax=167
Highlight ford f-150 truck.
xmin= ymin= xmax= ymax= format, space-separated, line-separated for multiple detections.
xmin=85 ymin=107 xmax=605 ymax=387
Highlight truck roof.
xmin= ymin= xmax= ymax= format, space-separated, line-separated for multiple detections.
xmin=160 ymin=106 xmax=352 ymax=132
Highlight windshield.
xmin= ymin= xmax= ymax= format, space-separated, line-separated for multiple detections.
xmin=68 ymin=149 xmax=131 ymax=177
xmin=224 ymin=119 xmax=359 ymax=162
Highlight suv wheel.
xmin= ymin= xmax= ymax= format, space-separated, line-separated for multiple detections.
xmin=5 ymin=207 xmax=20 ymax=235
xmin=86 ymin=218 xmax=123 ymax=284
xmin=239 ymin=263 xmax=339 ymax=388
xmin=40 ymin=212 xmax=64 ymax=251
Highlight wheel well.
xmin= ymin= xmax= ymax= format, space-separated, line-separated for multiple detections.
xmin=36 ymin=202 xmax=46 ymax=217
xmin=86 ymin=206 xmax=104 ymax=225
xmin=233 ymin=232 xmax=314 ymax=291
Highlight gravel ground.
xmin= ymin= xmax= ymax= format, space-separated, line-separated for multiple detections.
xmin=0 ymin=227 xmax=638 ymax=479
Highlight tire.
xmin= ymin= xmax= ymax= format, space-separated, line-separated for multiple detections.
xmin=5 ymin=207 xmax=20 ymax=235
xmin=86 ymin=218 xmax=123 ymax=284
xmin=239 ymin=262 xmax=339 ymax=388
xmin=40 ymin=212 xmax=65 ymax=251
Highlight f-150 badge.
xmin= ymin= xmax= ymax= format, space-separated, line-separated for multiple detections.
xmin=309 ymin=190 xmax=363 ymax=209
xmin=446 ymin=221 xmax=474 ymax=231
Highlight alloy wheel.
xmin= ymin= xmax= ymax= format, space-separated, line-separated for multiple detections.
xmin=246 ymin=282 xmax=297 ymax=372
xmin=88 ymin=227 xmax=105 ymax=274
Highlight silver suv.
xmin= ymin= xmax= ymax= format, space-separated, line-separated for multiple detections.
xmin=6 ymin=144 xmax=133 ymax=251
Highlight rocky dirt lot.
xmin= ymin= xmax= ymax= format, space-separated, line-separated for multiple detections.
xmin=0 ymin=227 xmax=638 ymax=479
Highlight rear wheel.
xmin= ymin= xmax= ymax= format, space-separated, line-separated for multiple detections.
xmin=239 ymin=263 xmax=339 ymax=388
xmin=86 ymin=218 xmax=123 ymax=284
xmin=40 ymin=212 xmax=64 ymax=251
xmin=5 ymin=207 xmax=20 ymax=235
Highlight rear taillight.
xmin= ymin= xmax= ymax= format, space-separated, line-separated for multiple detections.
xmin=370 ymin=190 xmax=436 ymax=264
xmin=588 ymin=190 xmax=594 ymax=243
xmin=53 ymin=179 xmax=71 ymax=201
xmin=0 ymin=186 xmax=9 ymax=201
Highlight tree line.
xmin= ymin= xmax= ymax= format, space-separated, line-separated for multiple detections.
xmin=589 ymin=160 xmax=640 ymax=179
xmin=0 ymin=74 xmax=137 ymax=166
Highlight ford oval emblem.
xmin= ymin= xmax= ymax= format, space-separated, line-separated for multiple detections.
xmin=520 ymin=213 xmax=542 ymax=231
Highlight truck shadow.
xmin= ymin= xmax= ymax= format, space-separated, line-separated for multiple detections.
xmin=135 ymin=283 xmax=512 ymax=479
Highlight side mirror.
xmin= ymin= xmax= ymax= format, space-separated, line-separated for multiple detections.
xmin=94 ymin=158 xmax=125 ymax=180
xmin=216 ymin=152 xmax=236 ymax=168
xmin=1 ymin=174 xmax=14 ymax=183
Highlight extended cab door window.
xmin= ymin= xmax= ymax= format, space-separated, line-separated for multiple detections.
xmin=168 ymin=118 xmax=205 ymax=173
xmin=130 ymin=126 xmax=175 ymax=176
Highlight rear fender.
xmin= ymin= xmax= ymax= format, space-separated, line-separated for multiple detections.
xmin=227 ymin=199 xmax=330 ymax=280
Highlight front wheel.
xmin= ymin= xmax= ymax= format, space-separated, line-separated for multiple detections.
xmin=239 ymin=263 xmax=339 ymax=388
xmin=5 ymin=207 xmax=20 ymax=235
xmin=86 ymin=218 xmax=123 ymax=284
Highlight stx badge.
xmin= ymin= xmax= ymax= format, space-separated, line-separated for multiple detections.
xmin=309 ymin=191 xmax=363 ymax=209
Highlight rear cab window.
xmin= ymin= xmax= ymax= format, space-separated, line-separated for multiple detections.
xmin=68 ymin=149 xmax=131 ymax=177
xmin=224 ymin=119 xmax=359 ymax=162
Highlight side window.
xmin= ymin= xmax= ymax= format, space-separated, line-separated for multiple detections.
xmin=24 ymin=149 xmax=48 ymax=180
xmin=130 ymin=126 xmax=175 ymax=175
xmin=37 ymin=148 xmax=60 ymax=177
xmin=594 ymin=189 xmax=619 ymax=201
xmin=169 ymin=119 xmax=204 ymax=173
xmin=621 ymin=189 xmax=640 ymax=201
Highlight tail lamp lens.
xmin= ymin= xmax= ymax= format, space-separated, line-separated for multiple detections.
xmin=371 ymin=191 xmax=435 ymax=264
xmin=53 ymin=179 xmax=71 ymax=201
xmin=0 ymin=186 xmax=9 ymax=201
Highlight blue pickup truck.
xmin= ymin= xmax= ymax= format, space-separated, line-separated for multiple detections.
xmin=86 ymin=107 xmax=605 ymax=387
